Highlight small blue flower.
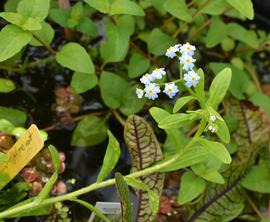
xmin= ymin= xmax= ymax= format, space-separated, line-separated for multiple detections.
xmin=136 ymin=88 xmax=144 ymax=98
xmin=140 ymin=73 xmax=154 ymax=85
xmin=179 ymin=55 xmax=196 ymax=71
xmin=144 ymin=83 xmax=161 ymax=100
xmin=180 ymin=42 xmax=196 ymax=56
xmin=184 ymin=70 xmax=200 ymax=88
xmin=151 ymin=68 xmax=166 ymax=80
xmin=163 ymin=82 xmax=179 ymax=98
xmin=165 ymin=44 xmax=181 ymax=58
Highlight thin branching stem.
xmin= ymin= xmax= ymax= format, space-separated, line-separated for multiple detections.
xmin=0 ymin=121 xmax=206 ymax=219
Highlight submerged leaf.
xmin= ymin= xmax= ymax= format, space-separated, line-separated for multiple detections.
xmin=124 ymin=115 xmax=164 ymax=222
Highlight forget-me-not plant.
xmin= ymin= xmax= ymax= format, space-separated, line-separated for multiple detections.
xmin=136 ymin=42 xmax=200 ymax=100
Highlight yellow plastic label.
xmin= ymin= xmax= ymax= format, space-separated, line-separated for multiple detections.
xmin=0 ymin=124 xmax=44 ymax=190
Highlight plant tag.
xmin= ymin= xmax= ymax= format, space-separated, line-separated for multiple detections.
xmin=0 ymin=124 xmax=44 ymax=190
xmin=88 ymin=202 xmax=121 ymax=222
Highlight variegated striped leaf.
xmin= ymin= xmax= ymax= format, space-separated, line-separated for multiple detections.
xmin=124 ymin=115 xmax=164 ymax=222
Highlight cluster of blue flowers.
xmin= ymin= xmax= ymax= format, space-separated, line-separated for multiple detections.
xmin=136 ymin=43 xmax=200 ymax=100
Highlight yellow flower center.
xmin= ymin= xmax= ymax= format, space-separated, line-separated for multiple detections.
xmin=168 ymin=88 xmax=172 ymax=92
xmin=187 ymin=47 xmax=191 ymax=51
xmin=186 ymin=59 xmax=190 ymax=63
xmin=148 ymin=89 xmax=153 ymax=94
xmin=191 ymin=76 xmax=196 ymax=80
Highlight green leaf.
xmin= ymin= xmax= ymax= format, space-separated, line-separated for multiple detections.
xmin=124 ymin=115 xmax=164 ymax=221
xmin=173 ymin=96 xmax=196 ymax=113
xmin=99 ymin=71 xmax=127 ymax=109
xmin=0 ymin=106 xmax=26 ymax=126
xmin=0 ymin=12 xmax=41 ymax=31
xmin=71 ymin=72 xmax=97 ymax=94
xmin=160 ymin=145 xmax=208 ymax=172
xmin=56 ymin=42 xmax=94 ymax=74
xmin=114 ymin=15 xmax=135 ymax=37
xmin=0 ymin=153 xmax=7 ymax=164
xmin=115 ymin=173 xmax=133 ymax=222
xmin=4 ymin=0 xmax=20 ymax=12
xmin=76 ymin=17 xmax=97 ymax=37
xmin=249 ymin=91 xmax=270 ymax=116
xmin=199 ymin=139 xmax=232 ymax=164
xmin=226 ymin=0 xmax=254 ymax=19
xmin=100 ymin=21 xmax=130 ymax=63
xmin=164 ymin=0 xmax=192 ymax=22
xmin=216 ymin=118 xmax=231 ymax=143
xmin=97 ymin=130 xmax=121 ymax=182
xmin=71 ymin=115 xmax=108 ymax=147
xmin=36 ymin=145 xmax=60 ymax=203
xmin=17 ymin=0 xmax=50 ymax=22
xmin=178 ymin=172 xmax=206 ymax=205
xmin=187 ymin=98 xmax=270 ymax=222
xmin=205 ymin=16 xmax=227 ymax=48
xmin=66 ymin=2 xmax=84 ymax=28
xmin=49 ymin=8 xmax=69 ymax=27
xmin=147 ymin=28 xmax=177 ymax=56
xmin=209 ymin=62 xmax=251 ymax=100
xmin=72 ymin=199 xmax=110 ymax=222
xmin=163 ymin=129 xmax=190 ymax=156
xmin=119 ymin=86 xmax=146 ymax=116
xmin=206 ymin=106 xmax=230 ymax=143
xmin=221 ymin=37 xmax=235 ymax=51
xmin=200 ymin=0 xmax=230 ymax=15
xmin=0 ymin=78 xmax=15 ymax=93
xmin=0 ymin=182 xmax=29 ymax=210
xmin=261 ymin=219 xmax=270 ymax=222
xmin=128 ymin=52 xmax=150 ymax=79
xmin=207 ymin=67 xmax=232 ymax=110
xmin=158 ymin=112 xmax=201 ymax=129
xmin=242 ymin=161 xmax=270 ymax=193
xmin=227 ymin=23 xmax=259 ymax=48
xmin=194 ymin=68 xmax=205 ymax=103
xmin=84 ymin=0 xmax=145 ymax=16
xmin=149 ymin=107 xmax=170 ymax=124
xmin=0 ymin=24 xmax=32 ymax=62
xmin=0 ymin=119 xmax=15 ymax=132
xmin=125 ymin=177 xmax=159 ymax=214
xmin=192 ymin=164 xmax=225 ymax=184
xmin=30 ymin=22 xmax=54 ymax=46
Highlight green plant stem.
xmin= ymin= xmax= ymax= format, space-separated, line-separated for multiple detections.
xmin=0 ymin=65 xmax=22 ymax=72
xmin=112 ymin=110 xmax=126 ymax=127
xmin=0 ymin=56 xmax=55 ymax=73
xmin=180 ymin=64 xmax=183 ymax=79
xmin=244 ymin=192 xmax=264 ymax=220
xmin=0 ymin=121 xmax=206 ymax=219
xmin=32 ymin=34 xmax=56 ymax=54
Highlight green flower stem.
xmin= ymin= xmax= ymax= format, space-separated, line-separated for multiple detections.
xmin=180 ymin=64 xmax=183 ymax=80
xmin=0 ymin=121 xmax=206 ymax=219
